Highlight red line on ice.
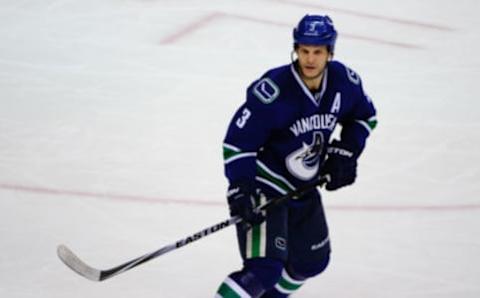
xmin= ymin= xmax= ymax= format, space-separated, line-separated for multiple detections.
xmin=328 ymin=204 xmax=480 ymax=212
xmin=159 ymin=12 xmax=421 ymax=49
xmin=159 ymin=12 xmax=223 ymax=45
xmin=271 ymin=0 xmax=454 ymax=31
xmin=2 ymin=182 xmax=480 ymax=212
xmin=224 ymin=13 xmax=421 ymax=49
xmin=0 ymin=183 xmax=220 ymax=206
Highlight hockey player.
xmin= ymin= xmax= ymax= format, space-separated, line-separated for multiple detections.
xmin=216 ymin=14 xmax=377 ymax=297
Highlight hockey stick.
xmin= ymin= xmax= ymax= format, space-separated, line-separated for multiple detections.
xmin=57 ymin=177 xmax=327 ymax=282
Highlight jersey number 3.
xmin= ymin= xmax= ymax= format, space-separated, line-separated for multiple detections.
xmin=236 ymin=108 xmax=251 ymax=128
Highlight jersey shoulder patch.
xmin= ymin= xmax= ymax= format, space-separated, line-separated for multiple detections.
xmin=252 ymin=77 xmax=280 ymax=104
xmin=329 ymin=61 xmax=362 ymax=86
xmin=345 ymin=66 xmax=361 ymax=85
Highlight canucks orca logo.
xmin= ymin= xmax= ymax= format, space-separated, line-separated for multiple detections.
xmin=285 ymin=132 xmax=325 ymax=180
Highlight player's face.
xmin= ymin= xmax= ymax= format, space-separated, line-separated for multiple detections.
xmin=296 ymin=44 xmax=331 ymax=81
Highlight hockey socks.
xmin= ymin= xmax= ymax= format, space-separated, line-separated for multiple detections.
xmin=263 ymin=269 xmax=306 ymax=297
xmin=216 ymin=272 xmax=263 ymax=298
xmin=216 ymin=258 xmax=283 ymax=298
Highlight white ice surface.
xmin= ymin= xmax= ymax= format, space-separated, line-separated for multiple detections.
xmin=1 ymin=0 xmax=480 ymax=297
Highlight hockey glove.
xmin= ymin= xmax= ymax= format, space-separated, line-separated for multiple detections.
xmin=320 ymin=140 xmax=359 ymax=191
xmin=227 ymin=182 xmax=266 ymax=226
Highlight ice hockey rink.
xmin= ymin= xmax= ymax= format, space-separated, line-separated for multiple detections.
xmin=1 ymin=0 xmax=479 ymax=297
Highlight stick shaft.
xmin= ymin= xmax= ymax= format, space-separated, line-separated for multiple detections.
xmin=58 ymin=177 xmax=326 ymax=281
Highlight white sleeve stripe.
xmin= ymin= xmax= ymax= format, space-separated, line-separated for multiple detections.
xmin=223 ymin=143 xmax=241 ymax=152
xmin=224 ymin=152 xmax=257 ymax=164
xmin=255 ymin=177 xmax=288 ymax=195
xmin=355 ymin=119 xmax=372 ymax=134
xmin=256 ymin=161 xmax=296 ymax=191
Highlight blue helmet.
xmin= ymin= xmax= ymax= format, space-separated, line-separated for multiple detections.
xmin=293 ymin=15 xmax=337 ymax=53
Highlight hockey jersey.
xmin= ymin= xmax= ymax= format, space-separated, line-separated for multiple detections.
xmin=223 ymin=61 xmax=377 ymax=195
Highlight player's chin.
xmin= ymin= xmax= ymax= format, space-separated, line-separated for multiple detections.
xmin=302 ymin=68 xmax=323 ymax=79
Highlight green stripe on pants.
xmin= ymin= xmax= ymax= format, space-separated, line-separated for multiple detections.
xmin=251 ymin=224 xmax=261 ymax=257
